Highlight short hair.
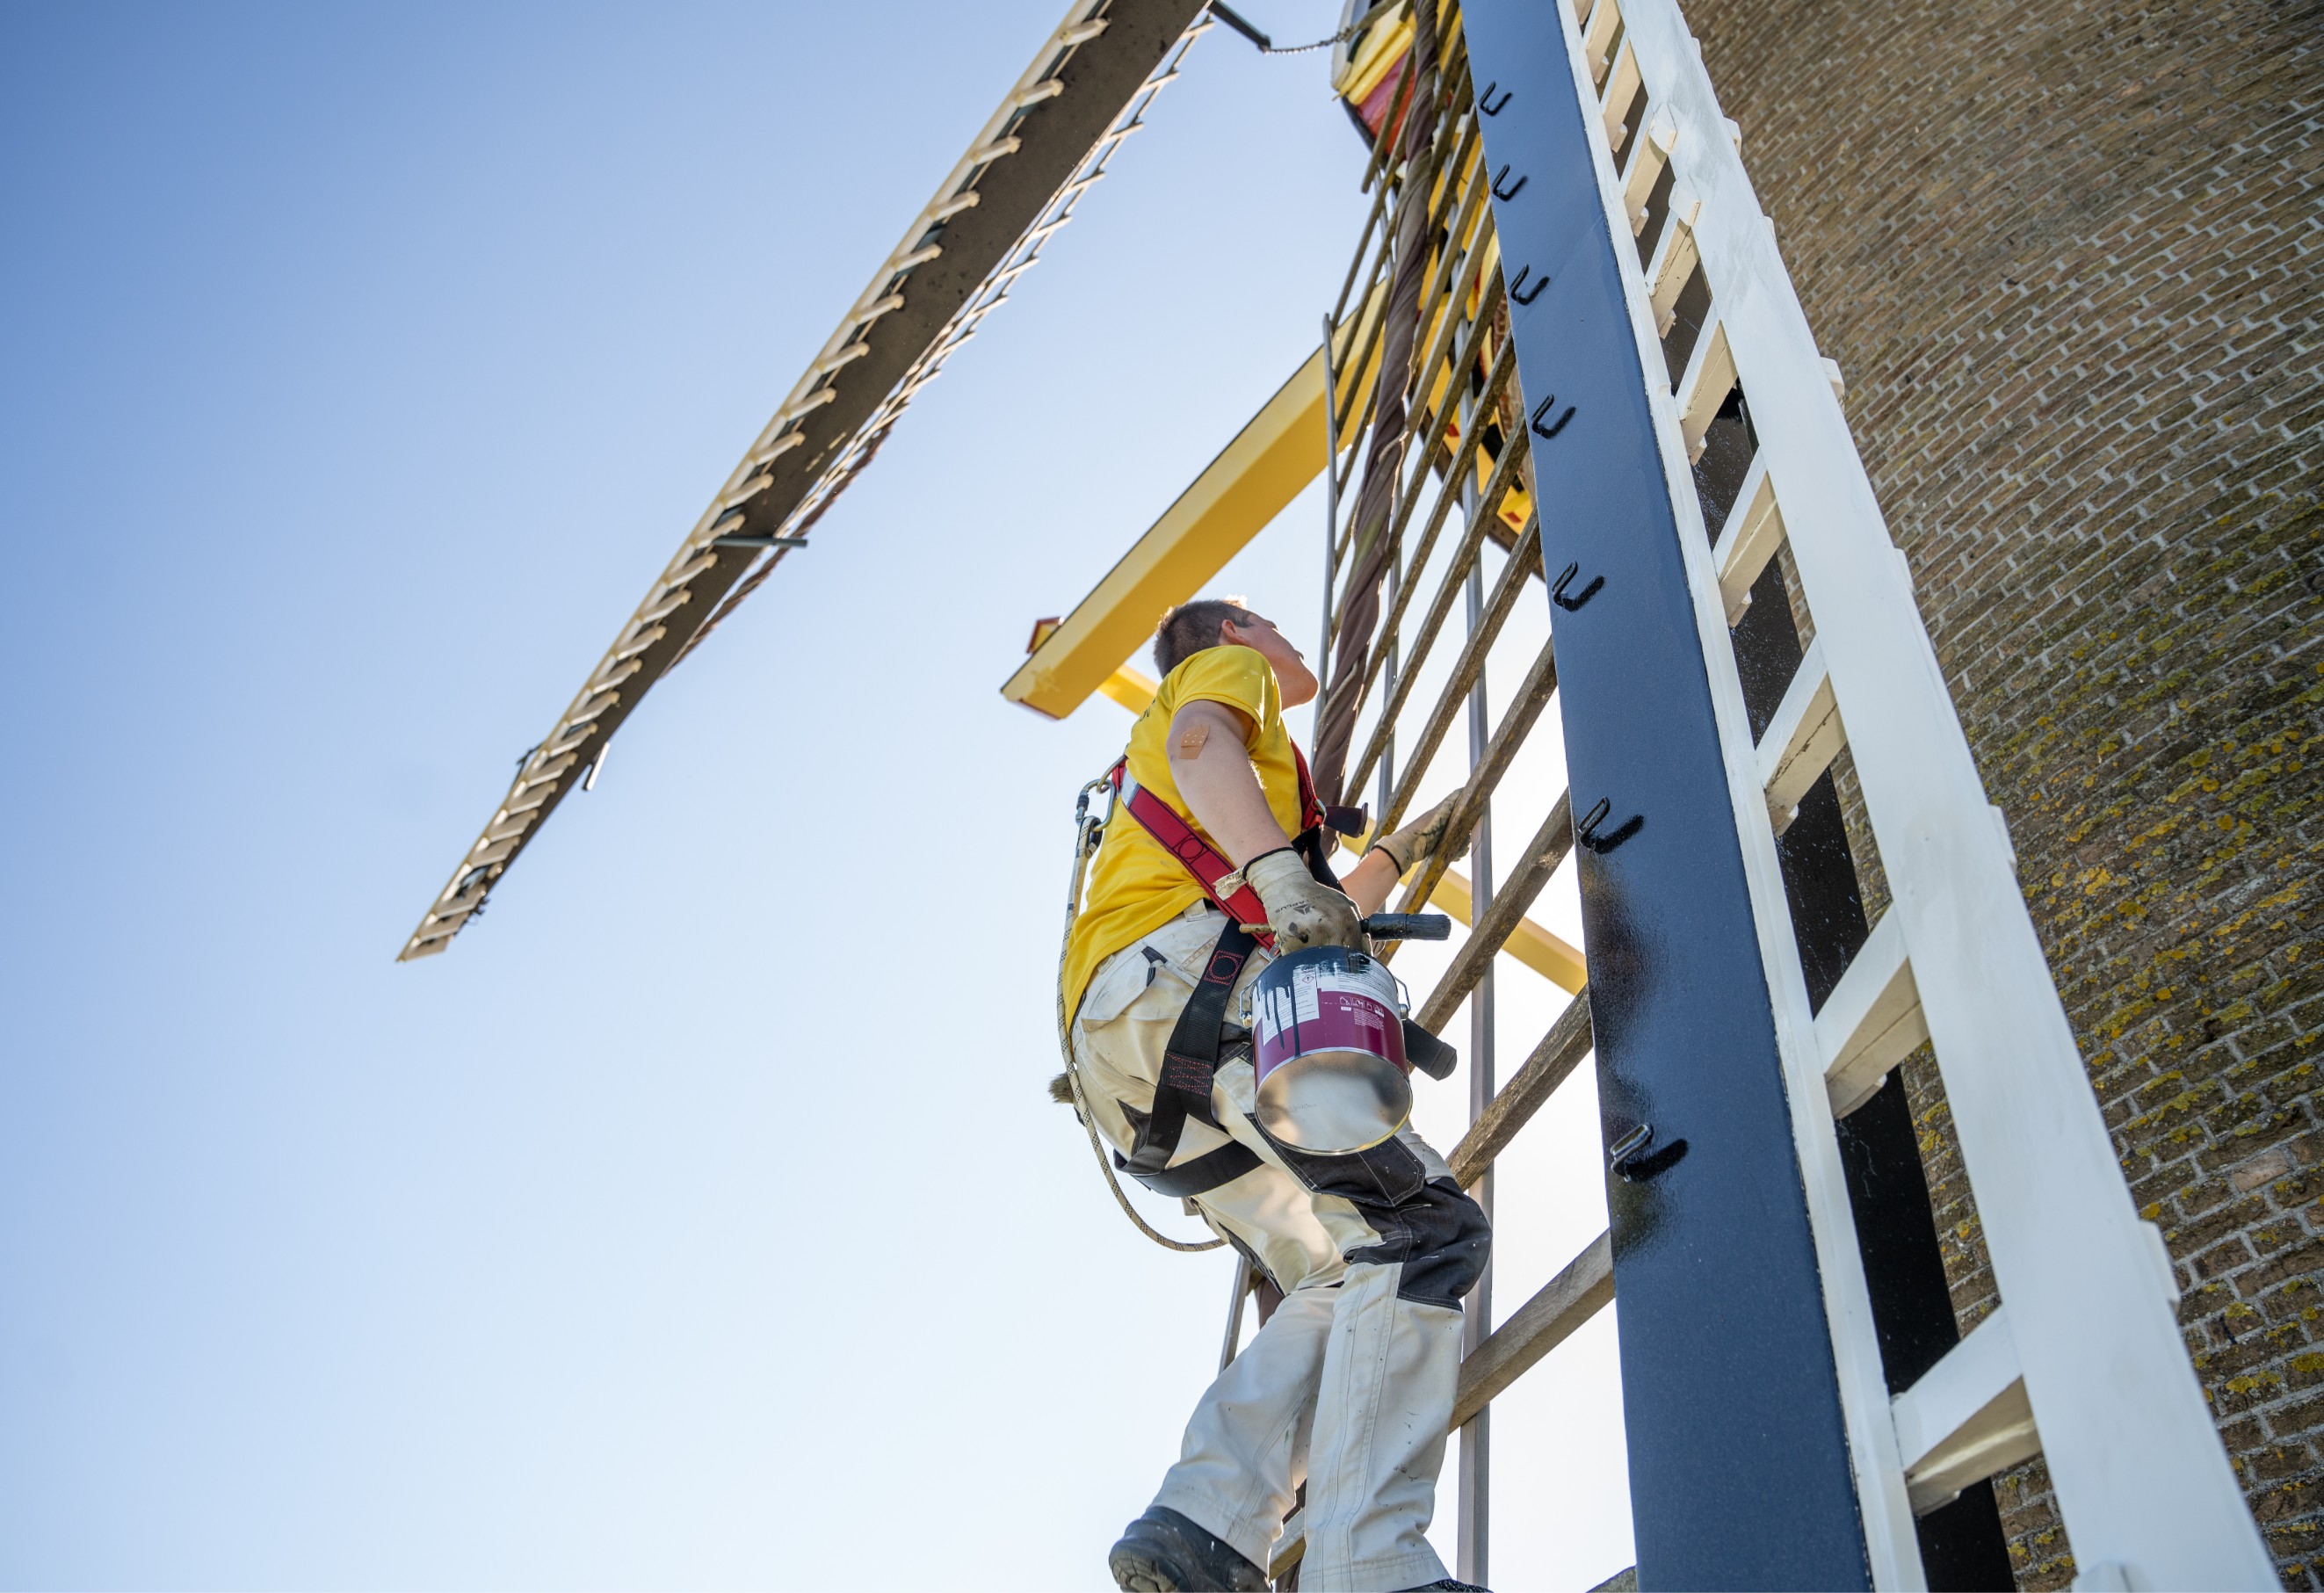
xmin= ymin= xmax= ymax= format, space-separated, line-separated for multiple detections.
xmin=1154 ymin=597 xmax=1253 ymax=678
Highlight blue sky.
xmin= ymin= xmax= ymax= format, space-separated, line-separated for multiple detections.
xmin=0 ymin=4 xmax=1625 ymax=1586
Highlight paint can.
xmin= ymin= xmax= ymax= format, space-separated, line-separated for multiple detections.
xmin=1248 ymin=944 xmax=1413 ymax=1154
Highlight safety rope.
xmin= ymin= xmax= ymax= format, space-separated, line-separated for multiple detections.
xmin=1056 ymin=772 xmax=1227 ymax=1254
xmin=1208 ymin=0 xmax=1395 ymax=54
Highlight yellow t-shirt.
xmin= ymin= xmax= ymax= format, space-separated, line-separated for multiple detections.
xmin=1062 ymin=646 xmax=1309 ymax=1020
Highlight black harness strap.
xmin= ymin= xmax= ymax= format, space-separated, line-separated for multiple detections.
xmin=1116 ymin=919 xmax=1263 ymax=1197
xmin=1125 ymin=1138 xmax=1264 ymax=1198
xmin=1101 ymin=765 xmax=1367 ymax=1202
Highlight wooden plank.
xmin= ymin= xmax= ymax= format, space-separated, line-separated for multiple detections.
xmin=1430 ymin=866 xmax=1587 ymax=992
xmin=999 ymin=286 xmax=1386 ymax=720
xmin=1387 ymin=632 xmax=1559 ymax=927
xmin=1451 ymin=1230 xmax=1617 ymax=1430
xmin=1448 ymin=990 xmax=1595 ymax=1188
xmin=1269 ymin=1225 xmax=1616 ymax=1581
xmin=1756 ymin=639 xmax=1843 ymax=831
xmin=1415 ymin=792 xmax=1575 ymax=1033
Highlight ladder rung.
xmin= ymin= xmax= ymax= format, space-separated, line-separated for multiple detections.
xmin=1642 ymin=184 xmax=1701 ymax=329
xmin=1621 ymin=105 xmax=1677 ymax=233
xmin=1269 ymin=1509 xmax=1307 ymax=1582
xmin=1756 ymin=640 xmax=1843 ymax=832
xmin=1673 ymin=318 xmax=1736 ymax=460
xmin=1451 ymin=1229 xmax=1615 ymax=1431
xmin=1265 ymin=1228 xmax=1617 ymax=1582
xmin=1890 ymin=1307 xmax=2039 ymax=1516
xmin=1710 ymin=453 xmax=1781 ymax=625
xmin=1448 ymin=992 xmax=1595 ymax=1187
xmin=1816 ymin=909 xmax=1928 ymax=1117
xmin=1597 ymin=42 xmax=1641 ymax=148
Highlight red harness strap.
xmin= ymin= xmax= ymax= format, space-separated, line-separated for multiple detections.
xmin=1110 ymin=742 xmax=1332 ymax=951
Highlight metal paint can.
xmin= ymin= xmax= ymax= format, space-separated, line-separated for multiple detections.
xmin=1249 ymin=945 xmax=1413 ymax=1154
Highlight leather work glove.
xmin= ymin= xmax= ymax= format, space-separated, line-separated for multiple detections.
xmin=1372 ymin=793 xmax=1470 ymax=876
xmin=1242 ymin=848 xmax=1366 ymax=952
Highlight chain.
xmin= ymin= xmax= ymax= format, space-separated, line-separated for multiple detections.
xmin=1210 ymin=0 xmax=1397 ymax=55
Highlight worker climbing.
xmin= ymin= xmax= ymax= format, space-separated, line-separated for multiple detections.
xmin=1053 ymin=597 xmax=1489 ymax=1593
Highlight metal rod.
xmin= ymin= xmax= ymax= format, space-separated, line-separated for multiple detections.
xmin=1381 ymin=631 xmax=1560 ymax=934
xmin=1343 ymin=422 xmax=1529 ymax=807
xmin=1456 ymin=311 xmax=1495 ymax=1591
xmin=1380 ymin=560 xmax=1400 ymax=822
xmin=1317 ymin=313 xmax=1343 ymax=748
xmin=1219 ymin=1253 xmax=1253 ymax=1372
xmin=1367 ymin=525 xmax=1541 ymax=841
xmin=1330 ymin=272 xmax=1510 ymax=648
xmin=1333 ymin=115 xmax=1485 ymax=583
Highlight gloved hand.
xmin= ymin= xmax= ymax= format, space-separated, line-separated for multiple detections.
xmin=1372 ymin=793 xmax=1470 ymax=876
xmin=1243 ymin=848 xmax=1365 ymax=952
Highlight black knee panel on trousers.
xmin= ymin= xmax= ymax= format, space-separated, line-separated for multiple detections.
xmin=1350 ymin=1178 xmax=1492 ymax=1309
xmin=1260 ymin=1131 xmax=1493 ymax=1310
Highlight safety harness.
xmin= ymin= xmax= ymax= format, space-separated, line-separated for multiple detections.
xmin=1106 ymin=746 xmax=1366 ymax=1198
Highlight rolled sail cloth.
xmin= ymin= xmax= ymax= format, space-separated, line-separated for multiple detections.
xmin=1309 ymin=0 xmax=1442 ymax=807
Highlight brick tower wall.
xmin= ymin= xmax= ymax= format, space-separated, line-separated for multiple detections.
xmin=1683 ymin=0 xmax=2324 ymax=1583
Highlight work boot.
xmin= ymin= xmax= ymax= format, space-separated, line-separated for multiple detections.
xmin=1108 ymin=1505 xmax=1269 ymax=1591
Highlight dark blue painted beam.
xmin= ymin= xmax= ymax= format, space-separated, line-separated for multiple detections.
xmin=1461 ymin=4 xmax=1871 ymax=1586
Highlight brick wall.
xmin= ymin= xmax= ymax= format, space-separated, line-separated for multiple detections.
xmin=1685 ymin=0 xmax=2324 ymax=1583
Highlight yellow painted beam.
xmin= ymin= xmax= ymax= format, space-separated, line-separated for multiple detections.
xmin=1001 ymin=288 xmax=1384 ymax=720
xmin=1078 ymin=663 xmax=1585 ymax=992
xmin=1424 ymin=866 xmax=1589 ymax=995
xmin=1097 ymin=662 xmax=1158 ymax=713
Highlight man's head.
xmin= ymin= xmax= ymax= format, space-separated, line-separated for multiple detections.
xmin=1153 ymin=598 xmax=1320 ymax=707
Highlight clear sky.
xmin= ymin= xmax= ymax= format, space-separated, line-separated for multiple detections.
xmin=0 ymin=4 xmax=1627 ymax=1586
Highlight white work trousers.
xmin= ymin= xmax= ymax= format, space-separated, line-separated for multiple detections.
xmin=1073 ymin=905 xmax=1489 ymax=1591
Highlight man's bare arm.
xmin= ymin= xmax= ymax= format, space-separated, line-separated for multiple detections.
xmin=1166 ymin=700 xmax=1400 ymax=916
xmin=1166 ymin=700 xmax=1285 ymax=864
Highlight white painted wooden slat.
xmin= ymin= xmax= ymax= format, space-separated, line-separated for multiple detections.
xmin=1756 ymin=639 xmax=1843 ymax=830
xmin=1892 ymin=1308 xmax=2041 ymax=1516
xmin=1814 ymin=909 xmax=1928 ymax=1117
xmin=1643 ymin=185 xmax=1702 ymax=331
xmin=611 ymin=624 xmax=667 ymax=664
xmin=1546 ymin=9 xmax=1933 ymax=1586
xmin=1581 ymin=0 xmax=1624 ymax=87
xmin=1623 ymin=105 xmax=1676 ymax=232
xmin=481 ymin=813 xmax=534 ymax=845
xmin=1599 ymin=43 xmax=1642 ymax=151
xmin=1710 ymin=453 xmax=1781 ymax=624
xmin=1595 ymin=0 xmax=2277 ymax=1583
xmin=1674 ymin=319 xmax=1736 ymax=460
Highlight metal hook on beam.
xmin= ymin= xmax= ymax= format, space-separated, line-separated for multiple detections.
xmin=1575 ymin=796 xmax=1643 ymax=854
xmin=1553 ymin=561 xmax=1604 ymax=612
xmin=1531 ymin=395 xmax=1576 ymax=438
